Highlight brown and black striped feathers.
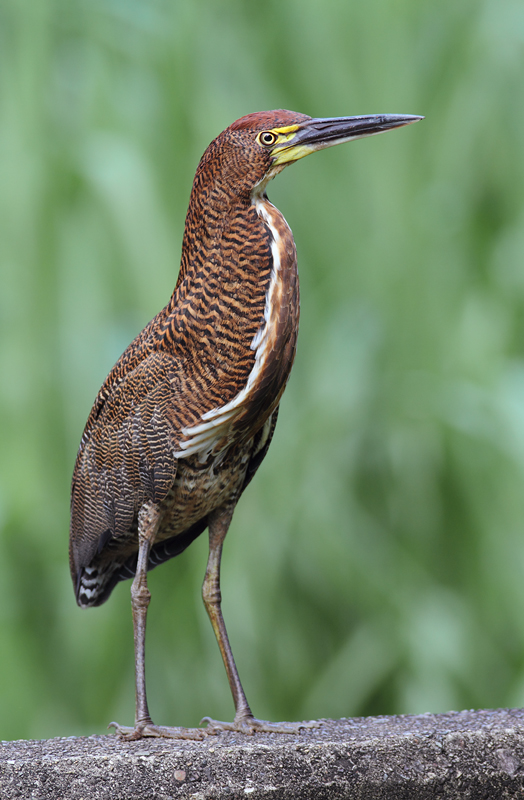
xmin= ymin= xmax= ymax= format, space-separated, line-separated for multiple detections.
xmin=70 ymin=111 xmax=304 ymax=606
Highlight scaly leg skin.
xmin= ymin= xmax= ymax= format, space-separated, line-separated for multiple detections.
xmin=109 ymin=503 xmax=207 ymax=741
xmin=200 ymin=506 xmax=320 ymax=736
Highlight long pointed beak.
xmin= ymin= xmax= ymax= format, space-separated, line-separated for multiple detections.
xmin=272 ymin=114 xmax=423 ymax=165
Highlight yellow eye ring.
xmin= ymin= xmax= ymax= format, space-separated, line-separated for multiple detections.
xmin=258 ymin=131 xmax=278 ymax=147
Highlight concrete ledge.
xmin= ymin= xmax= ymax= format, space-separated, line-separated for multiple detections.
xmin=2 ymin=708 xmax=524 ymax=799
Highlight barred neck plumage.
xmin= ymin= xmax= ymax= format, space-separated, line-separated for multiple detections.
xmin=170 ymin=180 xmax=300 ymax=461
xmin=165 ymin=184 xmax=274 ymax=362
xmin=174 ymin=133 xmax=260 ymax=290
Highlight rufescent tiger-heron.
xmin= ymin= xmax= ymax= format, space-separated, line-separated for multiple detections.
xmin=70 ymin=110 xmax=423 ymax=740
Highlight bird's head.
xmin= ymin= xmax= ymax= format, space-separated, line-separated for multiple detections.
xmin=195 ymin=109 xmax=423 ymax=201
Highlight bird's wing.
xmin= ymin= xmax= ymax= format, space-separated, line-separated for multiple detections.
xmin=103 ymin=406 xmax=280 ymax=592
xmin=69 ymin=349 xmax=182 ymax=577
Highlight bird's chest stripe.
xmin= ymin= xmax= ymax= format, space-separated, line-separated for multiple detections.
xmin=174 ymin=197 xmax=296 ymax=462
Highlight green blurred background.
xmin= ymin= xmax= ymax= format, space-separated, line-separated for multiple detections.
xmin=2 ymin=0 xmax=524 ymax=741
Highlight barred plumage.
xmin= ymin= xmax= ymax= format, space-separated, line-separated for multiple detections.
xmin=70 ymin=109 xmax=422 ymax=739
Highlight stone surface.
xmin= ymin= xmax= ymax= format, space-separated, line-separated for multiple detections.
xmin=2 ymin=709 xmax=524 ymax=799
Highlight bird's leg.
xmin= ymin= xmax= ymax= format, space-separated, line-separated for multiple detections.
xmin=201 ymin=506 xmax=318 ymax=735
xmin=109 ymin=502 xmax=205 ymax=741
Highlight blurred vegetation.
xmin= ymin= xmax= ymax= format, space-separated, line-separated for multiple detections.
xmin=2 ymin=0 xmax=524 ymax=741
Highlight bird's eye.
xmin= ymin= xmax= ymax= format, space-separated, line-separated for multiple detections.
xmin=258 ymin=131 xmax=278 ymax=147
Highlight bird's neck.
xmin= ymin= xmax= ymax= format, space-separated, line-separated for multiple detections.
xmin=175 ymin=182 xmax=261 ymax=286
xmin=171 ymin=183 xmax=298 ymax=331
xmin=170 ymin=181 xmax=278 ymax=331
xmin=165 ymin=184 xmax=300 ymax=456
xmin=162 ymin=183 xmax=299 ymax=435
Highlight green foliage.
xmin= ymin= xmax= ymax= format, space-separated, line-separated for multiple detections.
xmin=2 ymin=0 xmax=524 ymax=740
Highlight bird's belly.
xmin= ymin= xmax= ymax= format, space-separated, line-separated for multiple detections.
xmin=155 ymin=445 xmax=251 ymax=542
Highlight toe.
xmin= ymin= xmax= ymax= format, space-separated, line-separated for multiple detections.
xmin=202 ymin=716 xmax=320 ymax=735
xmin=108 ymin=720 xmax=206 ymax=741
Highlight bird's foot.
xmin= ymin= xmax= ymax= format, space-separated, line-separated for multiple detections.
xmin=201 ymin=714 xmax=319 ymax=736
xmin=108 ymin=719 xmax=207 ymax=741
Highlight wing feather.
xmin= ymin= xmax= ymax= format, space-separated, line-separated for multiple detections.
xmin=69 ymin=351 xmax=180 ymax=581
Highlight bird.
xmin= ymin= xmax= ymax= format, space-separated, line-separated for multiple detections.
xmin=69 ymin=109 xmax=422 ymax=740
